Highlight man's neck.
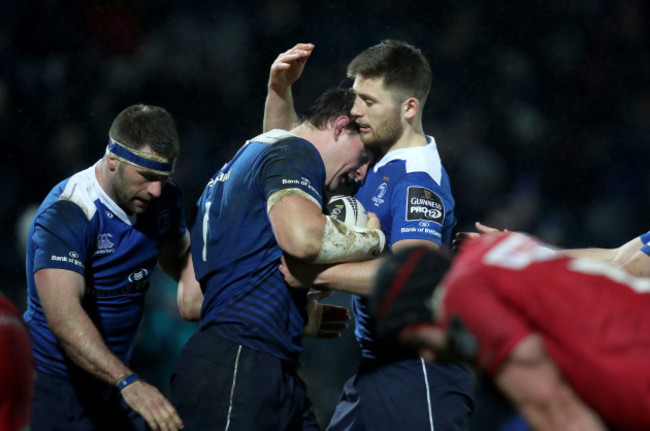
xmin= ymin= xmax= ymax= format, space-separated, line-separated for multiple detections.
xmin=95 ymin=159 xmax=119 ymax=207
xmin=385 ymin=126 xmax=428 ymax=155
xmin=291 ymin=123 xmax=326 ymax=153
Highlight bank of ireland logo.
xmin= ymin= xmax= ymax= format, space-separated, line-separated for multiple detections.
xmin=96 ymin=233 xmax=115 ymax=255
xmin=372 ymin=182 xmax=388 ymax=206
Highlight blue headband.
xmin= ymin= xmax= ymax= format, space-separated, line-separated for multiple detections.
xmin=106 ymin=137 xmax=176 ymax=175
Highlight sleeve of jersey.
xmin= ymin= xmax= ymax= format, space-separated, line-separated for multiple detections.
xmin=32 ymin=200 xmax=94 ymax=276
xmin=640 ymin=231 xmax=650 ymax=256
xmin=259 ymin=138 xmax=325 ymax=206
xmin=389 ymin=173 xmax=450 ymax=246
xmin=442 ymin=268 xmax=532 ymax=376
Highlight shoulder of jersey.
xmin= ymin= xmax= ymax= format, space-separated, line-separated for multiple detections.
xmin=57 ymin=166 xmax=101 ymax=221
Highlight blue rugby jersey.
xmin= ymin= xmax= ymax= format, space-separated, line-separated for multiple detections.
xmin=23 ymin=162 xmax=186 ymax=378
xmin=191 ymin=130 xmax=326 ymax=363
xmin=353 ymin=136 xmax=457 ymax=358
xmin=640 ymin=231 xmax=650 ymax=256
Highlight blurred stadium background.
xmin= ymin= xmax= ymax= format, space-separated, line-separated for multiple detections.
xmin=2 ymin=1 xmax=648 ymax=429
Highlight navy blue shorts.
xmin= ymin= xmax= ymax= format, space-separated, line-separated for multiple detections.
xmin=30 ymin=370 xmax=146 ymax=431
xmin=171 ymin=329 xmax=319 ymax=431
xmin=327 ymin=358 xmax=474 ymax=431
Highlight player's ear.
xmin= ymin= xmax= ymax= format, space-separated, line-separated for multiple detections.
xmin=402 ymin=97 xmax=420 ymax=120
xmin=105 ymin=155 xmax=121 ymax=172
xmin=332 ymin=115 xmax=352 ymax=141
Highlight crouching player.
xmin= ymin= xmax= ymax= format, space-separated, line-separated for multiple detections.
xmin=369 ymin=232 xmax=650 ymax=431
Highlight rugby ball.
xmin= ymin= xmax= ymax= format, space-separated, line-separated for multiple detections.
xmin=326 ymin=195 xmax=368 ymax=228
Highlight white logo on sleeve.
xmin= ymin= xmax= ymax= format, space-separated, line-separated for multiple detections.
xmin=50 ymin=250 xmax=84 ymax=267
xmin=96 ymin=233 xmax=115 ymax=255
xmin=405 ymin=186 xmax=444 ymax=224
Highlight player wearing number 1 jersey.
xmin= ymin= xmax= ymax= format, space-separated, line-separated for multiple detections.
xmin=265 ymin=41 xmax=473 ymax=431
xmin=171 ymin=88 xmax=385 ymax=431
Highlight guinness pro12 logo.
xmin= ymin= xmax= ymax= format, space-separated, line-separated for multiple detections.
xmin=406 ymin=186 xmax=444 ymax=224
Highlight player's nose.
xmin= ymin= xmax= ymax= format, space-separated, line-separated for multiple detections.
xmin=350 ymin=97 xmax=364 ymax=117
xmin=147 ymin=180 xmax=163 ymax=198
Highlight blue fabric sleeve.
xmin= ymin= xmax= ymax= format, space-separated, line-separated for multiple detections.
xmin=389 ymin=173 xmax=446 ymax=246
xmin=32 ymin=200 xmax=93 ymax=275
xmin=260 ymin=138 xmax=326 ymax=206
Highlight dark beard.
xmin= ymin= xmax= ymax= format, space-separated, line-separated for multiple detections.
xmin=360 ymin=112 xmax=403 ymax=155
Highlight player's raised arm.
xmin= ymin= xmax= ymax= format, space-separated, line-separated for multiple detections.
xmin=263 ymin=43 xmax=314 ymax=132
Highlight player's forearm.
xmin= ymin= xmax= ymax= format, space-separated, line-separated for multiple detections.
xmin=559 ymin=236 xmax=643 ymax=267
xmin=558 ymin=247 xmax=617 ymax=262
xmin=517 ymin=389 xmax=609 ymax=431
xmin=496 ymin=335 xmax=608 ymax=431
xmin=312 ymin=258 xmax=383 ymax=296
xmin=263 ymin=87 xmax=298 ymax=132
xmin=52 ymin=307 xmax=133 ymax=385
xmin=177 ymin=252 xmax=203 ymax=321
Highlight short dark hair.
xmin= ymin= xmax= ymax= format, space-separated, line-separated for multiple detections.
xmin=347 ymin=40 xmax=432 ymax=105
xmin=302 ymin=87 xmax=359 ymax=133
xmin=108 ymin=104 xmax=180 ymax=160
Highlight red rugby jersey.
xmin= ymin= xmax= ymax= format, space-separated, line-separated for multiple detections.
xmin=0 ymin=294 xmax=34 ymax=431
xmin=441 ymin=233 xmax=650 ymax=430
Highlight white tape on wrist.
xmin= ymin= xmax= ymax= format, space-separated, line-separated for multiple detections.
xmin=314 ymin=216 xmax=386 ymax=264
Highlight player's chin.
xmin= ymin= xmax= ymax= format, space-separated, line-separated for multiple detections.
xmin=359 ymin=131 xmax=378 ymax=146
xmin=130 ymin=199 xmax=151 ymax=214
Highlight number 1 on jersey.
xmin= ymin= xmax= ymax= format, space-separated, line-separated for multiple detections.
xmin=202 ymin=201 xmax=212 ymax=262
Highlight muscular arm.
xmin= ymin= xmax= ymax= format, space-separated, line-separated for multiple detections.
xmin=263 ymin=43 xmax=314 ymax=132
xmin=35 ymin=268 xmax=133 ymax=384
xmin=494 ymin=335 xmax=608 ymax=431
xmin=269 ymin=191 xmax=384 ymax=262
xmin=161 ymin=232 xmax=205 ymax=321
xmin=308 ymin=258 xmax=383 ymax=296
xmin=281 ymin=238 xmax=438 ymax=296
xmin=559 ymin=236 xmax=650 ymax=277
xmin=269 ymin=193 xmax=326 ymax=260
xmin=34 ymin=268 xmax=183 ymax=430
xmin=177 ymin=251 xmax=203 ymax=321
